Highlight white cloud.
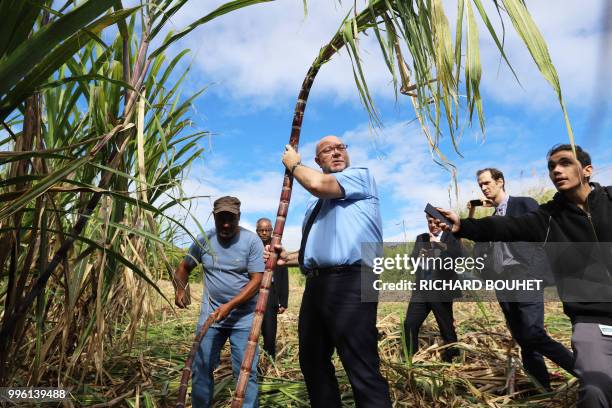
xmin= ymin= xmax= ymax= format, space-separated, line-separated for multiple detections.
xmin=164 ymin=1 xmax=407 ymax=108
xmin=164 ymin=0 xmax=607 ymax=113
xmin=475 ymin=0 xmax=608 ymax=110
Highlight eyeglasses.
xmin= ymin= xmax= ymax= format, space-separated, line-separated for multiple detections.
xmin=317 ymin=143 xmax=348 ymax=156
xmin=256 ymin=228 xmax=273 ymax=232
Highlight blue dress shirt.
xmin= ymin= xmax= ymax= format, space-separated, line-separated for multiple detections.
xmin=302 ymin=166 xmax=382 ymax=268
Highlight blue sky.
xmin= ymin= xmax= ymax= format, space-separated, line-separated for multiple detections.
xmin=164 ymin=1 xmax=612 ymax=249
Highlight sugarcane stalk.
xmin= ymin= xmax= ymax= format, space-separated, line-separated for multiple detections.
xmin=230 ymin=14 xmax=380 ymax=408
xmin=176 ymin=314 xmax=216 ymax=408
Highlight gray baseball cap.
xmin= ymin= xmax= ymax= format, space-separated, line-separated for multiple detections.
xmin=213 ymin=196 xmax=241 ymax=214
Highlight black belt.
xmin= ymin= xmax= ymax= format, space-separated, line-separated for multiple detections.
xmin=304 ymin=263 xmax=361 ymax=278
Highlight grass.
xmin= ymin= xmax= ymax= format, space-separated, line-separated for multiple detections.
xmin=59 ymin=268 xmax=578 ymax=407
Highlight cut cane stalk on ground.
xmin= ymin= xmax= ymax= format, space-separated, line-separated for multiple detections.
xmin=176 ymin=314 xmax=216 ymax=408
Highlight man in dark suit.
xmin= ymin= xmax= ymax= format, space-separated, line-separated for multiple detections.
xmin=474 ymin=168 xmax=574 ymax=390
xmin=403 ymin=214 xmax=463 ymax=363
xmin=256 ymin=218 xmax=289 ymax=360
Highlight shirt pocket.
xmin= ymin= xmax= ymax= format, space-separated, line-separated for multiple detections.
xmin=231 ymin=256 xmax=248 ymax=273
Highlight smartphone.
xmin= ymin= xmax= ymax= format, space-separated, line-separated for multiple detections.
xmin=424 ymin=203 xmax=453 ymax=225
xmin=469 ymin=199 xmax=484 ymax=207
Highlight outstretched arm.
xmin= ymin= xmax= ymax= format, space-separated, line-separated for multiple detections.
xmin=264 ymin=244 xmax=299 ymax=267
xmin=437 ymin=208 xmax=548 ymax=242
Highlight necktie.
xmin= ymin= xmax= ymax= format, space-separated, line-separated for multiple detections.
xmin=298 ymin=199 xmax=323 ymax=268
xmin=492 ymin=204 xmax=505 ymax=273
xmin=495 ymin=203 xmax=506 ymax=216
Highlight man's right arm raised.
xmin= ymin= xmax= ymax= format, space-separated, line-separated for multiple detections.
xmin=437 ymin=208 xmax=548 ymax=243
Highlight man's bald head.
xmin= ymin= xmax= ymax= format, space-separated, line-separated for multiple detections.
xmin=256 ymin=217 xmax=273 ymax=244
xmin=315 ymin=135 xmax=350 ymax=173
xmin=315 ymin=135 xmax=343 ymax=155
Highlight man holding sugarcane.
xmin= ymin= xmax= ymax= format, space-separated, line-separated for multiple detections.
xmin=267 ymin=135 xmax=392 ymax=408
xmin=173 ymin=196 xmax=264 ymax=408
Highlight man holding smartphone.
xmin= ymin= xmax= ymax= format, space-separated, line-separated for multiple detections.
xmin=403 ymin=214 xmax=463 ymax=363
xmin=468 ymin=168 xmax=574 ymax=391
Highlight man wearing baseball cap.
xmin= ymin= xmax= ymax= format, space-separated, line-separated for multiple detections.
xmin=173 ymin=196 xmax=264 ymax=408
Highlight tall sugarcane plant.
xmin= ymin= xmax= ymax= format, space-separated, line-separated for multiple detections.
xmin=0 ymin=0 xmax=272 ymax=392
xmin=231 ymin=0 xmax=574 ymax=406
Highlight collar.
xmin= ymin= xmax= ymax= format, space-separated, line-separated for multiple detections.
xmin=495 ymin=194 xmax=509 ymax=208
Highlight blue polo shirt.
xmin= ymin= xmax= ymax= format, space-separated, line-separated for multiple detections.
xmin=302 ymin=166 xmax=382 ymax=268
xmin=184 ymin=227 xmax=264 ymax=329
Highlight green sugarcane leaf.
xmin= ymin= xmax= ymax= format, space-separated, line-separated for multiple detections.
xmin=38 ymin=207 xmax=174 ymax=249
xmin=149 ymin=0 xmax=189 ymax=40
xmin=113 ymin=0 xmax=130 ymax=41
xmin=0 ymin=151 xmax=72 ymax=165
xmin=38 ymin=74 xmax=136 ymax=91
xmin=0 ymin=156 xmax=90 ymax=222
xmin=0 ymin=0 xmax=118 ymax=96
xmin=465 ymin=0 xmax=484 ymax=132
xmin=472 ymin=0 xmax=520 ymax=83
xmin=0 ymin=8 xmax=138 ymax=122
xmin=501 ymin=0 xmax=575 ymax=145
xmin=0 ymin=0 xmax=43 ymax=57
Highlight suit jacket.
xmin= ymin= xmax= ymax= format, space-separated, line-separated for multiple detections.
xmin=411 ymin=230 xmax=463 ymax=300
xmin=487 ymin=196 xmax=554 ymax=284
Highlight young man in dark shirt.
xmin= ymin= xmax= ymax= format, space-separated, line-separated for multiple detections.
xmin=438 ymin=145 xmax=612 ymax=408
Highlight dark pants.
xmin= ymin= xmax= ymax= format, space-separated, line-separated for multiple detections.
xmin=498 ymin=296 xmax=575 ymax=390
xmin=403 ymin=298 xmax=459 ymax=362
xmin=262 ymin=283 xmax=279 ymax=359
xmin=298 ymin=270 xmax=392 ymax=408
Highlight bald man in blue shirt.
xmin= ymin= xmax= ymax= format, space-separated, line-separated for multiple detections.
xmin=268 ymin=136 xmax=392 ymax=408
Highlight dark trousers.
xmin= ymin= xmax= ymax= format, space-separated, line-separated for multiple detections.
xmin=403 ymin=298 xmax=458 ymax=362
xmin=262 ymin=284 xmax=279 ymax=359
xmin=498 ymin=296 xmax=575 ymax=390
xmin=298 ymin=270 xmax=392 ymax=408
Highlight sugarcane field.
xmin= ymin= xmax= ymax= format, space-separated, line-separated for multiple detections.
xmin=1 ymin=1 xmax=612 ymax=408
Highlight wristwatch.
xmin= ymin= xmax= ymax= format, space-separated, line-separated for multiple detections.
xmin=290 ymin=161 xmax=302 ymax=175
